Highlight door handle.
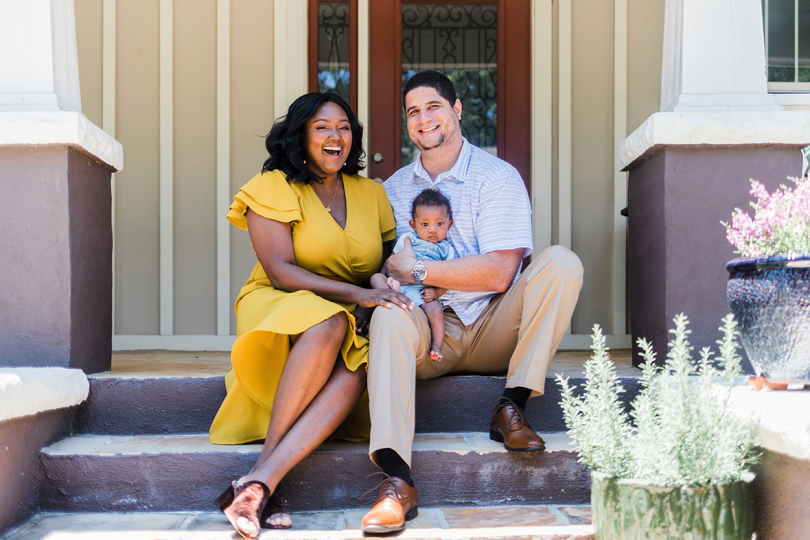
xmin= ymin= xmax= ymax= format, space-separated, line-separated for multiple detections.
xmin=372 ymin=152 xmax=384 ymax=163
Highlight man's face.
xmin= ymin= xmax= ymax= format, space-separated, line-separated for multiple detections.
xmin=404 ymin=86 xmax=462 ymax=153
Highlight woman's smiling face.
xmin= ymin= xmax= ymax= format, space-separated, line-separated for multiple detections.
xmin=305 ymin=101 xmax=352 ymax=180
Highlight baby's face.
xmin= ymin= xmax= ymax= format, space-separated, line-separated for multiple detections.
xmin=409 ymin=205 xmax=452 ymax=244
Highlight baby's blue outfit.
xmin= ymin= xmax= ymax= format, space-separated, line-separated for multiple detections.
xmin=393 ymin=231 xmax=456 ymax=306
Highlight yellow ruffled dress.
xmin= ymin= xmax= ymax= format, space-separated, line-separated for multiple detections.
xmin=209 ymin=170 xmax=396 ymax=444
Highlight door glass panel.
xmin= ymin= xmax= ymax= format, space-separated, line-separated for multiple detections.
xmin=401 ymin=3 xmax=498 ymax=165
xmin=317 ymin=1 xmax=351 ymax=100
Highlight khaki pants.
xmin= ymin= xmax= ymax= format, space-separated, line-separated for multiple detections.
xmin=367 ymin=245 xmax=584 ymax=466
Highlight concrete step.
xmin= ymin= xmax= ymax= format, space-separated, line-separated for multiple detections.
xmin=39 ymin=432 xmax=589 ymax=513
xmin=74 ymin=373 xmax=642 ymax=435
xmin=3 ymin=506 xmax=595 ymax=539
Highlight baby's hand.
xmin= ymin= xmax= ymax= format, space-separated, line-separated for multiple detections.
xmin=421 ymin=287 xmax=437 ymax=302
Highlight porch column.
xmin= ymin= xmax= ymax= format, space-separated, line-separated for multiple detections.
xmin=619 ymin=0 xmax=810 ymax=368
xmin=0 ymin=0 xmax=122 ymax=373
xmin=660 ymin=0 xmax=781 ymax=112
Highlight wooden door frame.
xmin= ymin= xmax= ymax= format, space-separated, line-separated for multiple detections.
xmin=308 ymin=0 xmax=359 ymax=112
xmin=369 ymin=0 xmax=531 ymax=191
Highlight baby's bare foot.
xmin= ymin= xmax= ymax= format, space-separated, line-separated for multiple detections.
xmin=430 ymin=344 xmax=443 ymax=361
xmin=387 ymin=277 xmax=402 ymax=292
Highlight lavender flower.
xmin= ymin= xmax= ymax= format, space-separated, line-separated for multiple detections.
xmin=722 ymin=176 xmax=810 ymax=258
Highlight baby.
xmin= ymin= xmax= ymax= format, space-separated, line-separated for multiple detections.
xmin=372 ymin=188 xmax=455 ymax=361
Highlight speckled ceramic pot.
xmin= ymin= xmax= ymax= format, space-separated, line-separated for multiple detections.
xmin=726 ymin=254 xmax=810 ymax=382
xmin=590 ymin=472 xmax=754 ymax=540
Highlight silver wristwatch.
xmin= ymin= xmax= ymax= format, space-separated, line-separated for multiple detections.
xmin=411 ymin=260 xmax=427 ymax=285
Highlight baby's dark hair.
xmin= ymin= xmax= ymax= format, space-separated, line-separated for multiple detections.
xmin=411 ymin=188 xmax=453 ymax=221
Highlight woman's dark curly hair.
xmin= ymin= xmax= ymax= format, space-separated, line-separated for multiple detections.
xmin=262 ymin=92 xmax=365 ymax=184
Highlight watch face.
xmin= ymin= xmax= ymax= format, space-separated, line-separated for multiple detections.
xmin=412 ymin=263 xmax=427 ymax=282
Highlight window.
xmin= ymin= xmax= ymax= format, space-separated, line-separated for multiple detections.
xmin=763 ymin=0 xmax=810 ymax=91
xmin=308 ymin=0 xmax=357 ymax=110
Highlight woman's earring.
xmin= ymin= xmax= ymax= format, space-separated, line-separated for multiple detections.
xmin=303 ymin=159 xmax=307 ymax=164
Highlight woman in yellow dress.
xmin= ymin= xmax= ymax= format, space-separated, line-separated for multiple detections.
xmin=210 ymin=92 xmax=414 ymax=538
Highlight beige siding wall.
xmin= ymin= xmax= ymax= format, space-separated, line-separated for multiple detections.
xmin=75 ymin=0 xmax=666 ymax=343
xmin=75 ymin=0 xmax=273 ymax=338
xmin=173 ymin=0 xmax=218 ymax=335
xmin=570 ymin=0 xmax=618 ymax=332
xmin=75 ymin=0 xmax=103 ymax=127
xmin=114 ymin=0 xmax=161 ymax=335
xmin=229 ymin=1 xmax=275 ymax=334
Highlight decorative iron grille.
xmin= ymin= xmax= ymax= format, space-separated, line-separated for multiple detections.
xmin=318 ymin=1 xmax=351 ymax=101
xmin=401 ymin=3 xmax=498 ymax=164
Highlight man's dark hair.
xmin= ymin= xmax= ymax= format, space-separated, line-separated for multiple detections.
xmin=411 ymin=188 xmax=453 ymax=221
xmin=262 ymin=92 xmax=365 ymax=184
xmin=401 ymin=70 xmax=457 ymax=109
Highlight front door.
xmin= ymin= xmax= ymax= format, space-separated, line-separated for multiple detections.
xmin=368 ymin=0 xmax=531 ymax=191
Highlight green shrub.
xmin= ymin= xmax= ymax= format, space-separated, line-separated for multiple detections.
xmin=556 ymin=314 xmax=759 ymax=486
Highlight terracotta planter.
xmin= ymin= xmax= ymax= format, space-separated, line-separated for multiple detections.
xmin=590 ymin=472 xmax=754 ymax=540
xmin=726 ymin=254 xmax=810 ymax=382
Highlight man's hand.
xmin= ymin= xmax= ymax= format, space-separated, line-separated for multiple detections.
xmin=386 ymin=236 xmax=417 ymax=285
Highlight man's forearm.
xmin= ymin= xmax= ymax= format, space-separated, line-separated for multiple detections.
xmin=422 ymin=251 xmax=522 ymax=293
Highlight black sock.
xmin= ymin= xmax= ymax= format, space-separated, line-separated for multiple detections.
xmin=375 ymin=448 xmax=413 ymax=487
xmin=501 ymin=386 xmax=531 ymax=410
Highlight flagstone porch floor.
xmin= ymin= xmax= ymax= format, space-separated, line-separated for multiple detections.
xmin=101 ymin=349 xmax=638 ymax=378
xmin=5 ymin=506 xmax=594 ymax=540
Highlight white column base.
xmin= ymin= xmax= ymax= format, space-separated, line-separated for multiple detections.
xmin=671 ymin=93 xmax=783 ymax=113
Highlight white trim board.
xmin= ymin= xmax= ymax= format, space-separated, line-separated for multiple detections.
xmin=216 ymin=0 xmax=231 ymax=336
xmin=113 ymin=334 xmax=632 ymax=352
xmin=772 ymin=93 xmax=810 ymax=106
xmin=530 ymin=0 xmax=553 ymax=254
xmin=102 ymin=0 xmax=116 ymax=335
xmin=557 ymin=0 xmax=572 ymax=251
xmin=159 ymin=0 xmax=174 ymax=336
xmin=358 ymin=0 xmax=370 ymax=177
xmin=612 ymin=0 xmax=628 ymax=335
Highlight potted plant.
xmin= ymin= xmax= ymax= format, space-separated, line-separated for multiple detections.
xmin=723 ymin=176 xmax=810 ymax=383
xmin=557 ymin=315 xmax=758 ymax=540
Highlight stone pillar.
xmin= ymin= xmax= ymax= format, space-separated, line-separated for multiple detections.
xmin=0 ymin=0 xmax=122 ymax=373
xmin=620 ymin=0 xmax=810 ymax=367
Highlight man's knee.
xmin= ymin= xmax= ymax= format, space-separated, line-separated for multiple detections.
xmin=551 ymin=245 xmax=584 ymax=282
xmin=526 ymin=246 xmax=584 ymax=285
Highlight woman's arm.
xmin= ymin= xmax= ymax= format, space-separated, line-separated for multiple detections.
xmin=247 ymin=209 xmax=413 ymax=310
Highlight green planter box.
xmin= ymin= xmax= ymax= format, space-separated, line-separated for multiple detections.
xmin=590 ymin=471 xmax=754 ymax=540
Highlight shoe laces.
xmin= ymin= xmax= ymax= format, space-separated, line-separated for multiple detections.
xmin=358 ymin=471 xmax=408 ymax=503
xmin=495 ymin=397 xmax=526 ymax=432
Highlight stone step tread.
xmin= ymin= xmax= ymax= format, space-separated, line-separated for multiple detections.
xmin=5 ymin=507 xmax=594 ymax=540
xmin=43 ymin=432 xmax=575 ymax=457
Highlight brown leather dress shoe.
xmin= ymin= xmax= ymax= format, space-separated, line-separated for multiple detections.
xmin=360 ymin=476 xmax=419 ymax=533
xmin=489 ymin=398 xmax=546 ymax=452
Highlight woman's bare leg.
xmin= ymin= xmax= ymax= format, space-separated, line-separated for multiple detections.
xmin=239 ymin=358 xmax=367 ymax=494
xmin=250 ymin=313 xmax=348 ymax=470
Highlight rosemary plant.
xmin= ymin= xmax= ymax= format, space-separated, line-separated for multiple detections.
xmin=556 ymin=314 xmax=759 ymax=486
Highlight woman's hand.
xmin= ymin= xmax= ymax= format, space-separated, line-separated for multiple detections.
xmin=355 ymin=288 xmax=415 ymax=311
xmin=353 ymin=306 xmax=374 ymax=336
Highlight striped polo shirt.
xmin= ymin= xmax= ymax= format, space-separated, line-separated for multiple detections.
xmin=383 ymin=138 xmax=534 ymax=325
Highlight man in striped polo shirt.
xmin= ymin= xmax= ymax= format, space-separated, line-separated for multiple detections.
xmin=360 ymin=71 xmax=584 ymax=533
